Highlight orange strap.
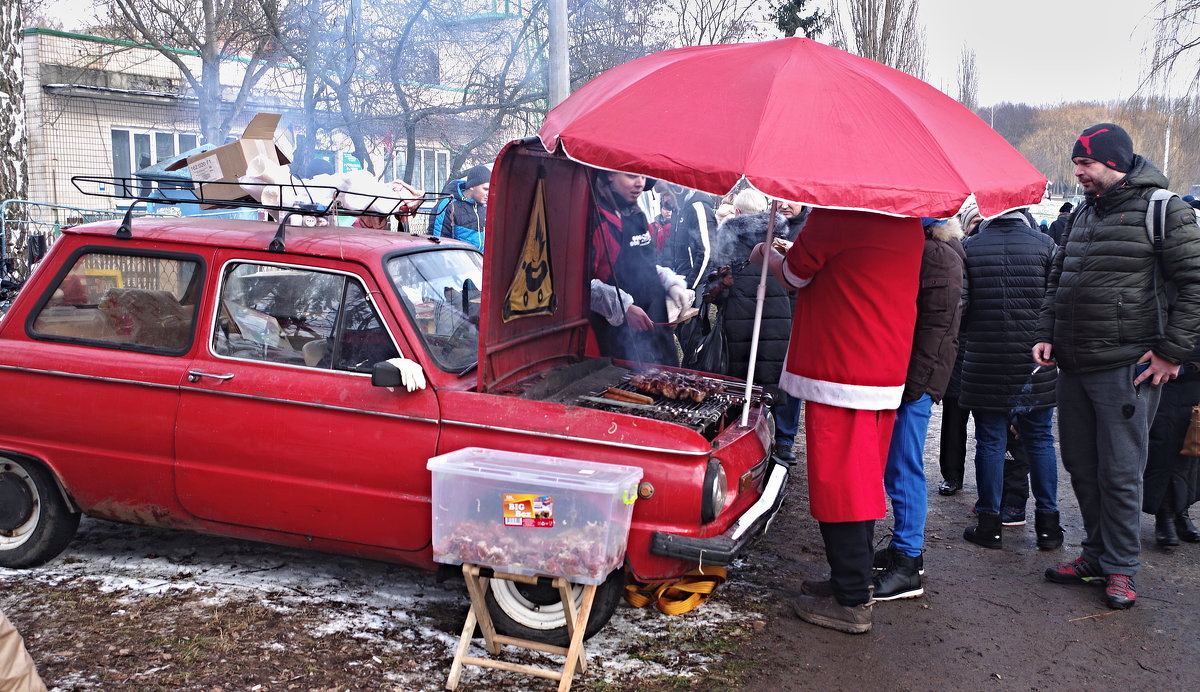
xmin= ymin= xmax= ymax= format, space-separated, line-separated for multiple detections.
xmin=623 ymin=567 xmax=728 ymax=615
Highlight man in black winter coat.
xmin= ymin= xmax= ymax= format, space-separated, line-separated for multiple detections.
xmin=960 ymin=210 xmax=1061 ymax=553
xmin=1046 ymin=202 xmax=1072 ymax=245
xmin=1035 ymin=122 xmax=1200 ymax=610
xmin=660 ymin=185 xmax=719 ymax=288
xmin=709 ymin=207 xmax=800 ymax=460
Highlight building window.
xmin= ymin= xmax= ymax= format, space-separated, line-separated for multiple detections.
xmin=392 ymin=148 xmax=450 ymax=193
xmin=111 ymin=128 xmax=200 ymax=196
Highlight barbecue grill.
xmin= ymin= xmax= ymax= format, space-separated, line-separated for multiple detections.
xmin=576 ymin=374 xmax=769 ymax=431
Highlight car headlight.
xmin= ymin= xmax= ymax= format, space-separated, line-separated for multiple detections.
xmin=765 ymin=407 xmax=777 ymax=441
xmin=702 ymin=457 xmax=728 ymax=524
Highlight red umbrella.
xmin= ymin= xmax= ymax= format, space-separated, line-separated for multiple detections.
xmin=539 ymin=38 xmax=1045 ymax=218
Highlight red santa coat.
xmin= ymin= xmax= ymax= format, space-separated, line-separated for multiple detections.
xmin=777 ymin=209 xmax=923 ymax=522
xmin=779 ymin=209 xmax=924 ymax=410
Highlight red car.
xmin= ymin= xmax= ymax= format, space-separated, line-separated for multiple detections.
xmin=0 ymin=139 xmax=788 ymax=644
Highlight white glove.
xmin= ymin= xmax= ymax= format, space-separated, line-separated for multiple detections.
xmin=385 ymin=357 xmax=427 ymax=392
xmin=666 ymin=285 xmax=696 ymax=324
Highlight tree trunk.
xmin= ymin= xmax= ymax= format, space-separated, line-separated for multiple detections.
xmin=1 ymin=0 xmax=28 ymax=205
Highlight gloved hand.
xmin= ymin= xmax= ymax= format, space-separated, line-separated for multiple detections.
xmin=385 ymin=357 xmax=427 ymax=392
xmin=666 ymin=284 xmax=696 ymax=324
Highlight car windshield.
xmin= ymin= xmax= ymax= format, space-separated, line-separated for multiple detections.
xmin=386 ymin=249 xmax=482 ymax=373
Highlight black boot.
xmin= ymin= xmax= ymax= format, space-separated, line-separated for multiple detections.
xmin=871 ymin=551 xmax=923 ymax=600
xmin=964 ymin=511 xmax=1002 ymax=549
xmin=1156 ymin=510 xmax=1181 ymax=547
xmin=1034 ymin=510 xmax=1064 ymax=550
xmin=1175 ymin=511 xmax=1199 ymax=543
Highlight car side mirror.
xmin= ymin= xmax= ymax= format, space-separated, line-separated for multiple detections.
xmin=372 ymin=360 xmax=403 ymax=388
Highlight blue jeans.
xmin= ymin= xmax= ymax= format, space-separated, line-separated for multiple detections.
xmin=972 ymin=407 xmax=1058 ymax=514
xmin=884 ymin=394 xmax=933 ymax=557
xmin=774 ymin=393 xmax=801 ymax=446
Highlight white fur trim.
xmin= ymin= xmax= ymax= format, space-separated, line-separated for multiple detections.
xmin=781 ymin=263 xmax=811 ymax=289
xmin=779 ymin=371 xmax=903 ymax=410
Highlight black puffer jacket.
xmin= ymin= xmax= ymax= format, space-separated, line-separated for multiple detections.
xmin=960 ymin=214 xmax=1057 ymax=411
xmin=1037 ymin=156 xmax=1200 ymax=372
xmin=713 ymin=212 xmax=794 ymax=383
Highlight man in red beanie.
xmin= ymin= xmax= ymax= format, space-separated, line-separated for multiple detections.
xmin=1035 ymin=122 xmax=1200 ymax=610
xmin=754 ymin=209 xmax=923 ymax=633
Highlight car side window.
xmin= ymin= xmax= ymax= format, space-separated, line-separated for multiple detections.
xmin=213 ymin=263 xmax=398 ymax=373
xmin=31 ymin=252 xmax=199 ymax=352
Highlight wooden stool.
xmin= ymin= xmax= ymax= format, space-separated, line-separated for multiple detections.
xmin=446 ymin=564 xmax=598 ymax=692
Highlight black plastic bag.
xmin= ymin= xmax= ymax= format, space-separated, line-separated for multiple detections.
xmin=682 ymin=308 xmax=729 ymax=375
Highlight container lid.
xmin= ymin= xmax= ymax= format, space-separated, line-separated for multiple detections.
xmin=427 ymin=447 xmax=642 ymax=491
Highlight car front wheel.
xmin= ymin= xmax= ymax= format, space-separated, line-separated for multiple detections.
xmin=484 ymin=568 xmax=625 ymax=646
xmin=0 ymin=455 xmax=80 ymax=568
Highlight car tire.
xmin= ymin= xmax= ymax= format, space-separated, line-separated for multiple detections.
xmin=484 ymin=567 xmax=625 ymax=646
xmin=0 ymin=455 xmax=80 ymax=568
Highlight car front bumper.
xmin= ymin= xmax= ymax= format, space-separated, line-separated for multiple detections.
xmin=649 ymin=458 xmax=790 ymax=566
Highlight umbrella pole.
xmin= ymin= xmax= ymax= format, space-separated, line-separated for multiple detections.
xmin=740 ymin=201 xmax=777 ymax=428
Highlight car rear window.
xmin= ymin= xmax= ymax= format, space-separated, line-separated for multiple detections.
xmin=31 ymin=251 xmax=200 ymax=352
xmin=213 ymin=262 xmax=399 ymax=373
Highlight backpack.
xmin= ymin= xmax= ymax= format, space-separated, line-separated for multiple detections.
xmin=1146 ymin=188 xmax=1178 ymax=340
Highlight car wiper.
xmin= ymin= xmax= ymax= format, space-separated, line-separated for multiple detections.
xmin=457 ymin=361 xmax=478 ymax=377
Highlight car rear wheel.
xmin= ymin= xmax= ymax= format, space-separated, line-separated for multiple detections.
xmin=484 ymin=568 xmax=625 ymax=646
xmin=0 ymin=455 xmax=80 ymax=568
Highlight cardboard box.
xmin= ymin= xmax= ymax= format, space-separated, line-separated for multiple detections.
xmin=166 ymin=112 xmax=290 ymax=205
xmin=427 ymin=447 xmax=642 ymax=584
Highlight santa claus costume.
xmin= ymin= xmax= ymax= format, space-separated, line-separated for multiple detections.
xmin=777 ymin=208 xmax=923 ymax=618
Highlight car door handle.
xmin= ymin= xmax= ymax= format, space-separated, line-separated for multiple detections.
xmin=188 ymin=370 xmax=236 ymax=383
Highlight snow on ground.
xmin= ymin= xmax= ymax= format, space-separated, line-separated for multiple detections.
xmin=3 ymin=517 xmax=746 ymax=690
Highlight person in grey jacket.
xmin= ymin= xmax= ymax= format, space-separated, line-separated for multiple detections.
xmin=959 ymin=210 xmax=1060 ymax=551
xmin=1034 ymin=123 xmax=1200 ymax=610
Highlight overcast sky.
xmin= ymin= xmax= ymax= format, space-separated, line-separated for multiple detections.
xmin=43 ymin=0 xmax=1179 ymax=106
xmin=913 ymin=0 xmax=1168 ymax=106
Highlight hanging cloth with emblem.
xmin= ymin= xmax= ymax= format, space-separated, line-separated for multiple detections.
xmin=503 ymin=171 xmax=557 ymax=321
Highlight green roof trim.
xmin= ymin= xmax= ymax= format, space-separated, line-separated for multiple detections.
xmin=22 ymin=27 xmax=201 ymax=57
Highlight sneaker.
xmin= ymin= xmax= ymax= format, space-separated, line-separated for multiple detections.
xmin=1104 ymin=574 xmax=1136 ymax=609
xmin=791 ymin=594 xmax=872 ymax=634
xmin=872 ymin=545 xmax=925 ymax=575
xmin=1044 ymin=557 xmax=1105 ymax=585
xmin=871 ymin=553 xmax=924 ymax=601
xmin=1000 ymin=505 xmax=1026 ymax=527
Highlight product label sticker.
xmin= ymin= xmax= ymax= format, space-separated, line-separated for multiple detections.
xmin=503 ymin=493 xmax=554 ymax=527
xmin=189 ymin=155 xmax=223 ymax=182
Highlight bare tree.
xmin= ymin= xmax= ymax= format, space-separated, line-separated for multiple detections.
xmin=101 ymin=0 xmax=281 ymax=145
xmin=668 ymin=0 xmax=771 ymax=46
xmin=956 ymin=45 xmax=977 ymax=111
xmin=1146 ymin=1 xmax=1200 ymax=91
xmin=829 ymin=0 xmax=927 ymax=79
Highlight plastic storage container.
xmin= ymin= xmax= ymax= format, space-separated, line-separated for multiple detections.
xmin=427 ymin=447 xmax=643 ymax=585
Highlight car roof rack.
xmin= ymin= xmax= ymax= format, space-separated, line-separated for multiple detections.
xmin=70 ymin=175 xmax=448 ymax=253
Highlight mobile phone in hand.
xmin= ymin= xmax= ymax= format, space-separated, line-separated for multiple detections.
xmin=1134 ymin=361 xmax=1151 ymax=387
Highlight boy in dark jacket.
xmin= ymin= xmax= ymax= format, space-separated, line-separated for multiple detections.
xmin=438 ymin=165 xmax=490 ymax=250
xmin=872 ymin=217 xmax=965 ymax=601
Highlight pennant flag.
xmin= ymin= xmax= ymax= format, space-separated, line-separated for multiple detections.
xmin=503 ymin=176 xmax=556 ymax=321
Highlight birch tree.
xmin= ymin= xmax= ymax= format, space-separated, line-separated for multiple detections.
xmin=1 ymin=0 xmax=31 ymax=205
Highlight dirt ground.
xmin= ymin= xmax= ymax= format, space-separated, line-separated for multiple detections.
xmin=4 ymin=404 xmax=1200 ymax=691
